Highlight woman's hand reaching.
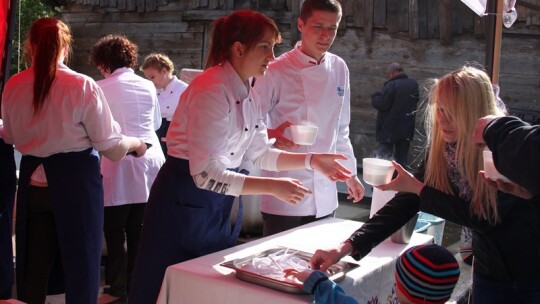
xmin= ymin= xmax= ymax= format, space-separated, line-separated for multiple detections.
xmin=377 ymin=161 xmax=425 ymax=195
xmin=311 ymin=153 xmax=352 ymax=182
xmin=268 ymin=178 xmax=313 ymax=205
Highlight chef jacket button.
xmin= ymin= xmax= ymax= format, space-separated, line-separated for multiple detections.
xmin=230 ymin=152 xmax=234 ymax=155
xmin=249 ymin=99 xmax=252 ymax=102
xmin=244 ymin=127 xmax=248 ymax=131
xmin=236 ymin=100 xmax=240 ymax=104
xmin=170 ymin=91 xmax=173 ymax=93
xmin=255 ymin=125 xmax=259 ymax=128
xmin=167 ymin=106 xmax=170 ymax=108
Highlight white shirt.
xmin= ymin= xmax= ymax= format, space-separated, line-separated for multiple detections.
xmin=157 ymin=76 xmax=188 ymax=121
xmin=1 ymin=63 xmax=123 ymax=156
xmin=167 ymin=61 xmax=276 ymax=196
xmin=97 ymin=68 xmax=165 ymax=206
xmin=255 ymin=42 xmax=358 ymax=217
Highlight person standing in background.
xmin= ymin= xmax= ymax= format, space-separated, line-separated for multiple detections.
xmin=0 ymin=119 xmax=16 ymax=300
xmin=371 ymin=62 xmax=419 ymax=169
xmin=255 ymin=0 xmax=364 ymax=237
xmin=1 ymin=18 xmax=146 ymax=304
xmin=141 ymin=53 xmax=188 ymax=155
xmin=90 ymin=35 xmax=165 ymax=304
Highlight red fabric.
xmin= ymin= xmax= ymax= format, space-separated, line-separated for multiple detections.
xmin=0 ymin=0 xmax=8 ymax=70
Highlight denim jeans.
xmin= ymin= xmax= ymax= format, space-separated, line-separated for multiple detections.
xmin=473 ymin=273 xmax=540 ymax=304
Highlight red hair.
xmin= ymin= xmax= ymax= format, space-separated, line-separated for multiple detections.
xmin=27 ymin=18 xmax=72 ymax=115
xmin=204 ymin=10 xmax=281 ymax=69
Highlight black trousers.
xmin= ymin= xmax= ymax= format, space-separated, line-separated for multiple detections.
xmin=103 ymin=203 xmax=146 ymax=298
xmin=21 ymin=186 xmax=60 ymax=304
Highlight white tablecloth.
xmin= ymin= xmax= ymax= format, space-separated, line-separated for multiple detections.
xmin=157 ymin=217 xmax=433 ymax=304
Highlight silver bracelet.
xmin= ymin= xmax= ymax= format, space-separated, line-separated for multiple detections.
xmin=305 ymin=153 xmax=314 ymax=170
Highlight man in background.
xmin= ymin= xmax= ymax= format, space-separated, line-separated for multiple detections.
xmin=371 ymin=62 xmax=419 ymax=169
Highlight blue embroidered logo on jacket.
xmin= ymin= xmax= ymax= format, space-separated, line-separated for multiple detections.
xmin=336 ymin=86 xmax=344 ymax=97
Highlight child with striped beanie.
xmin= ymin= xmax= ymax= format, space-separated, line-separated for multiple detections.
xmin=395 ymin=244 xmax=461 ymax=304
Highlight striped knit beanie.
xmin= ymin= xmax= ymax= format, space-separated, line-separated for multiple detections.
xmin=395 ymin=244 xmax=460 ymax=304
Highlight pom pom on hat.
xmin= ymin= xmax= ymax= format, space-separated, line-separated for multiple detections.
xmin=395 ymin=244 xmax=460 ymax=304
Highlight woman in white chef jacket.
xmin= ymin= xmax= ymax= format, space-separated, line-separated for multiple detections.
xmin=140 ymin=53 xmax=189 ymax=155
xmin=89 ymin=35 xmax=165 ymax=304
xmin=128 ymin=10 xmax=353 ymax=304
xmin=1 ymin=18 xmax=147 ymax=304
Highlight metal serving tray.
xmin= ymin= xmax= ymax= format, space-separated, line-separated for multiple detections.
xmin=220 ymin=247 xmax=359 ymax=294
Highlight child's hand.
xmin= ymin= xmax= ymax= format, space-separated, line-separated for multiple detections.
xmin=283 ymin=268 xmax=314 ymax=283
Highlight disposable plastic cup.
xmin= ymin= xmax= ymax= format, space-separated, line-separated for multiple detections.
xmin=362 ymin=158 xmax=395 ymax=186
xmin=483 ymin=149 xmax=511 ymax=182
xmin=290 ymin=125 xmax=318 ymax=145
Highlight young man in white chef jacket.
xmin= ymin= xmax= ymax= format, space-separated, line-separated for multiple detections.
xmin=255 ymin=0 xmax=365 ymax=236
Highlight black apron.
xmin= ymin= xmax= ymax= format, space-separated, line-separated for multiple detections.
xmin=0 ymin=139 xmax=16 ymax=298
xmin=16 ymin=148 xmax=103 ymax=303
xmin=129 ymin=157 xmax=246 ymax=304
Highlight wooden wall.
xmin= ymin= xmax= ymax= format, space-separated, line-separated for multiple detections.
xmin=60 ymin=0 xmax=540 ymax=161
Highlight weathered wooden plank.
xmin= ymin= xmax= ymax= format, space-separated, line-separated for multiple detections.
xmin=146 ymin=0 xmax=158 ymax=12
xmin=269 ymin=0 xmax=287 ymax=10
xmin=386 ymin=0 xmax=400 ymax=33
xmin=451 ymin=0 xmax=463 ymax=35
xmin=233 ymin=0 xmax=251 ymax=9
xmin=364 ymin=0 xmax=373 ymax=42
xmin=426 ymin=0 xmax=438 ymax=38
xmin=439 ymin=0 xmax=452 ymax=44
xmin=64 ymin=11 xmax=186 ymax=23
xmin=409 ymin=0 xmax=418 ymax=38
xmin=398 ymin=0 xmax=409 ymax=31
xmin=117 ymin=0 xmax=127 ymax=10
xmin=352 ymin=0 xmax=363 ymax=28
xmin=458 ymin=0 xmax=474 ymax=32
xmin=70 ymin=22 xmax=192 ymax=35
xmin=74 ymin=32 xmax=204 ymax=50
xmin=417 ymin=0 xmax=428 ymax=38
xmin=290 ymin=0 xmax=300 ymax=45
xmin=373 ymin=0 xmax=385 ymax=27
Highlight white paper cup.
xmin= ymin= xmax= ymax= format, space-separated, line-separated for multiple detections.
xmin=362 ymin=158 xmax=395 ymax=186
xmin=290 ymin=125 xmax=318 ymax=145
xmin=483 ymin=149 xmax=511 ymax=182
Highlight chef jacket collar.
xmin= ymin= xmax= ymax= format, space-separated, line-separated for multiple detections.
xmin=109 ymin=67 xmax=134 ymax=77
xmin=294 ymin=41 xmax=327 ymax=67
xmin=221 ymin=60 xmax=250 ymax=100
xmin=158 ymin=75 xmax=180 ymax=93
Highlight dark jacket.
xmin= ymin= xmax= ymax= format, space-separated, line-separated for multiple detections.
xmin=484 ymin=116 xmax=540 ymax=196
xmin=347 ymin=161 xmax=540 ymax=284
xmin=372 ymin=73 xmax=419 ymax=143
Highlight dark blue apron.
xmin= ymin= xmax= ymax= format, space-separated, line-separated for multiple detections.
xmin=16 ymin=148 xmax=103 ymax=303
xmin=129 ymin=157 xmax=246 ymax=304
xmin=0 ymin=139 xmax=16 ymax=298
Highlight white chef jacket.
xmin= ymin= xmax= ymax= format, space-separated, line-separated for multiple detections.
xmin=255 ymin=42 xmax=358 ymax=217
xmin=166 ymin=61 xmax=277 ymax=197
xmin=1 ymin=63 xmax=123 ymax=156
xmin=157 ymin=76 xmax=188 ymax=121
xmin=97 ymin=68 xmax=165 ymax=206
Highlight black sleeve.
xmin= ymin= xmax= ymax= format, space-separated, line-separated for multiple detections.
xmin=484 ymin=116 xmax=540 ymax=196
xmin=347 ymin=191 xmax=420 ymax=260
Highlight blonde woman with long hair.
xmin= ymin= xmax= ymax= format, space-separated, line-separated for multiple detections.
xmin=309 ymin=66 xmax=540 ymax=303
